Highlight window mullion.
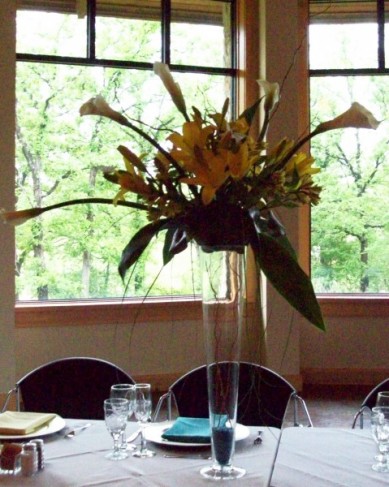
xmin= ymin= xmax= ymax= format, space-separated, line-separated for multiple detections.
xmin=161 ymin=0 xmax=171 ymax=64
xmin=377 ymin=0 xmax=385 ymax=68
xmin=87 ymin=0 xmax=96 ymax=60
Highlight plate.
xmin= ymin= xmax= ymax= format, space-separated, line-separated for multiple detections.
xmin=144 ymin=421 xmax=250 ymax=448
xmin=0 ymin=415 xmax=66 ymax=441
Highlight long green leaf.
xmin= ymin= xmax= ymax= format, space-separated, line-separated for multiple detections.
xmin=118 ymin=219 xmax=168 ymax=280
xmin=250 ymin=230 xmax=325 ymax=331
xmin=163 ymin=225 xmax=188 ymax=266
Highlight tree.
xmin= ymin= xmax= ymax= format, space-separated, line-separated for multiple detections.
xmin=310 ymin=76 xmax=389 ymax=292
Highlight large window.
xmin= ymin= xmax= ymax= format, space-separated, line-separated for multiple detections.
xmin=309 ymin=0 xmax=389 ymax=294
xmin=15 ymin=0 xmax=236 ymax=301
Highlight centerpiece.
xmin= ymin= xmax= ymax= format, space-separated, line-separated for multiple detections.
xmin=2 ymin=62 xmax=379 ymax=479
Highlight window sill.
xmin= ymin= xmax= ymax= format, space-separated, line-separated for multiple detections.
xmin=15 ymin=294 xmax=389 ymax=328
xmin=15 ymin=297 xmax=202 ymax=328
xmin=318 ymin=294 xmax=389 ymax=317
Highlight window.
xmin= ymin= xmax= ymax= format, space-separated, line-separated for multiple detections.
xmin=309 ymin=0 xmax=389 ymax=296
xmin=12 ymin=0 xmax=258 ymax=327
xmin=15 ymin=0 xmax=236 ymax=301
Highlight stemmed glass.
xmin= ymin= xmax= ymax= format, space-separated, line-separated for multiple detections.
xmin=104 ymin=398 xmax=129 ymax=461
xmin=132 ymin=383 xmax=156 ymax=458
xmin=376 ymin=392 xmax=389 ymax=407
xmin=110 ymin=384 xmax=136 ymax=451
xmin=371 ymin=406 xmax=389 ymax=472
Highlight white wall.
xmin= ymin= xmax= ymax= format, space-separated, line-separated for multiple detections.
xmin=0 ymin=0 xmax=16 ymax=393
xmin=2 ymin=0 xmax=388 ymax=394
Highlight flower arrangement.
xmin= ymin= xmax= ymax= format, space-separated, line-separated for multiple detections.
xmin=2 ymin=62 xmax=380 ymax=331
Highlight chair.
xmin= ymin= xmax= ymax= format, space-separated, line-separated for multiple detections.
xmin=352 ymin=378 xmax=389 ymax=428
xmin=154 ymin=362 xmax=312 ymax=428
xmin=1 ymin=357 xmax=134 ymax=420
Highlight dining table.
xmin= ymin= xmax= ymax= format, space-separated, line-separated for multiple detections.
xmin=0 ymin=418 xmax=388 ymax=486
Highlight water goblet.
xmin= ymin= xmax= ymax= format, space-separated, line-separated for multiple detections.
xmin=132 ymin=383 xmax=156 ymax=458
xmin=371 ymin=406 xmax=389 ymax=472
xmin=110 ymin=383 xmax=136 ymax=451
xmin=376 ymin=392 xmax=389 ymax=407
xmin=104 ymin=398 xmax=129 ymax=461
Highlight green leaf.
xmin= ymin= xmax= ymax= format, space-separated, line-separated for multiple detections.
xmin=250 ymin=208 xmax=297 ymax=260
xmin=250 ymin=218 xmax=325 ymax=331
xmin=118 ymin=219 xmax=168 ymax=280
xmin=163 ymin=225 xmax=188 ymax=265
xmin=238 ymin=98 xmax=262 ymax=127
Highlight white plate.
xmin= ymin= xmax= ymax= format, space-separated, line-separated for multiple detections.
xmin=0 ymin=415 xmax=66 ymax=441
xmin=144 ymin=421 xmax=250 ymax=448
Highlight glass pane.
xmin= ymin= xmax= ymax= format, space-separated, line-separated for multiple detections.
xmin=309 ymin=23 xmax=378 ymax=69
xmin=17 ymin=6 xmax=86 ymax=57
xmin=15 ymin=62 xmax=229 ymax=300
xmin=96 ymin=0 xmax=161 ymax=62
xmin=310 ymin=76 xmax=389 ymax=293
xmin=171 ymin=0 xmax=231 ymax=67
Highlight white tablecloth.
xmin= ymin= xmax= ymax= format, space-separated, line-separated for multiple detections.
xmin=0 ymin=420 xmax=387 ymax=486
xmin=273 ymin=427 xmax=389 ymax=487
xmin=0 ymin=420 xmax=278 ymax=486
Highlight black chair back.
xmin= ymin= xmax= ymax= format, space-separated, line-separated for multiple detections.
xmin=170 ymin=362 xmax=295 ymax=428
xmin=17 ymin=357 xmax=134 ymax=419
xmin=352 ymin=378 xmax=389 ymax=428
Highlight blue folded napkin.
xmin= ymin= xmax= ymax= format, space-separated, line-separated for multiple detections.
xmin=161 ymin=417 xmax=211 ymax=443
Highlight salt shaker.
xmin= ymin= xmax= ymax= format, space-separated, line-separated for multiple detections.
xmin=21 ymin=442 xmax=38 ymax=476
xmin=30 ymin=439 xmax=44 ymax=470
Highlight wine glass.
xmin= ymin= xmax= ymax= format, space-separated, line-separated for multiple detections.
xmin=371 ymin=406 xmax=389 ymax=472
xmin=110 ymin=384 xmax=135 ymax=451
xmin=132 ymin=383 xmax=156 ymax=458
xmin=376 ymin=392 xmax=389 ymax=407
xmin=104 ymin=398 xmax=129 ymax=461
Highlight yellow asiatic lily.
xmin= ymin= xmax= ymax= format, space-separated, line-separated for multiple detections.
xmin=284 ymin=152 xmax=320 ymax=178
xmin=168 ymin=122 xmax=215 ymax=172
xmin=180 ymin=151 xmax=230 ymax=205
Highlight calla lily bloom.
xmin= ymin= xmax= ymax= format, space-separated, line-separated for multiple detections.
xmin=154 ymin=62 xmax=189 ymax=121
xmin=1 ymin=208 xmax=45 ymax=226
xmin=257 ymin=79 xmax=280 ymax=114
xmin=315 ymin=102 xmax=380 ymax=134
xmin=80 ymin=95 xmax=129 ymax=126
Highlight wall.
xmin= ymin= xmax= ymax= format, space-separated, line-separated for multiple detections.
xmin=1 ymin=0 xmax=387 ymax=399
xmin=0 ymin=0 xmax=16 ymax=395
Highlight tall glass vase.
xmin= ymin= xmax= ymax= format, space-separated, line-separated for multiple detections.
xmin=199 ymin=247 xmax=246 ymax=480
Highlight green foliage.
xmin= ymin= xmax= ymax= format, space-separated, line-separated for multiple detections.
xmin=310 ymin=76 xmax=389 ymax=293
xmin=15 ymin=14 xmax=224 ymax=300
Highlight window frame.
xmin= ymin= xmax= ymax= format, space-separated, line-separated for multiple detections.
xmin=309 ymin=0 xmax=389 ymax=316
xmin=14 ymin=0 xmax=259 ymax=328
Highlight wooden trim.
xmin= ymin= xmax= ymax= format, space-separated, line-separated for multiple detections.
xmin=236 ymin=0 xmax=259 ymax=122
xmin=302 ymin=367 xmax=389 ymax=386
xmin=15 ymin=294 xmax=389 ymax=328
xmin=318 ymin=295 xmax=389 ymax=317
xmin=15 ymin=298 xmax=202 ymax=328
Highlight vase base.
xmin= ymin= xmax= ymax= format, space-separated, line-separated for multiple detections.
xmin=200 ymin=464 xmax=246 ymax=480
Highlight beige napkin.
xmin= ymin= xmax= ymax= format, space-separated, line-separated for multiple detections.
xmin=0 ymin=411 xmax=57 ymax=435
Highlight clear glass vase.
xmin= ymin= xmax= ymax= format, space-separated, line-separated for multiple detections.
xmin=199 ymin=247 xmax=246 ymax=480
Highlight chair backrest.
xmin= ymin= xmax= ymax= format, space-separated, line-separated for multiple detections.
xmin=17 ymin=357 xmax=134 ymax=420
xmin=352 ymin=378 xmax=389 ymax=428
xmin=170 ymin=362 xmax=296 ymax=428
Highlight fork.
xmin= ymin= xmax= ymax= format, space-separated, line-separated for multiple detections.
xmin=65 ymin=423 xmax=92 ymax=438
